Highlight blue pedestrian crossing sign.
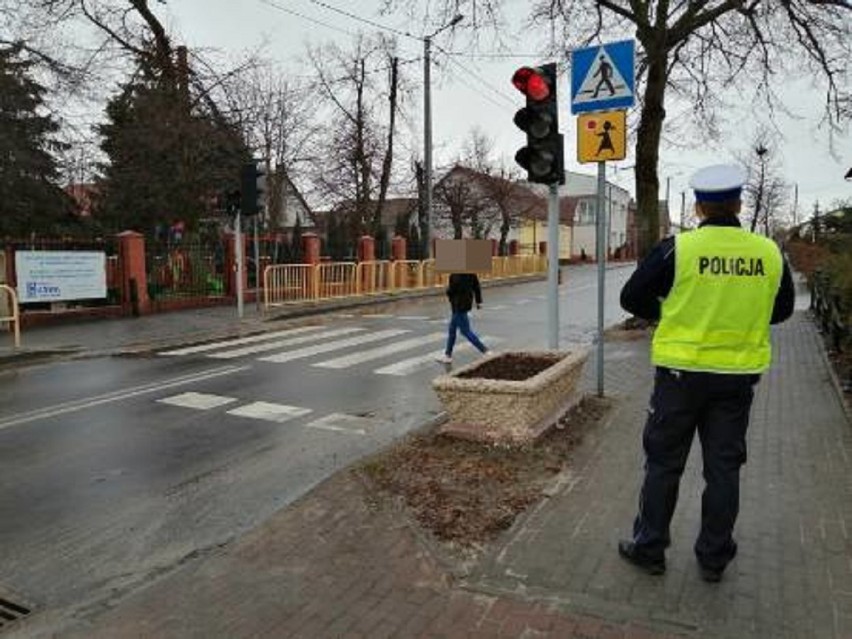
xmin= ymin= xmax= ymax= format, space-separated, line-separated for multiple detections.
xmin=571 ymin=40 xmax=635 ymax=114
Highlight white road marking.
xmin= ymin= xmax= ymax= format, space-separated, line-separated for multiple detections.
xmin=226 ymin=402 xmax=312 ymax=422
xmin=360 ymin=313 xmax=395 ymax=318
xmin=159 ymin=326 xmax=324 ymax=356
xmin=514 ymin=299 xmax=531 ymax=305
xmin=207 ymin=327 xmax=365 ymax=359
xmin=374 ymin=336 xmax=502 ymax=376
xmin=397 ymin=315 xmax=431 ymax=321
xmin=488 ymin=305 xmax=508 ymax=310
xmin=313 ymin=333 xmax=446 ymax=369
xmin=304 ymin=413 xmax=379 ymax=435
xmin=258 ymin=329 xmax=410 ymax=364
xmin=0 ymin=365 xmax=250 ymax=431
xmin=157 ymin=392 xmax=238 ymax=410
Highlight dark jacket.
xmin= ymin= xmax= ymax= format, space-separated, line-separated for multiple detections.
xmin=446 ymin=273 xmax=482 ymax=313
xmin=620 ymin=216 xmax=795 ymax=324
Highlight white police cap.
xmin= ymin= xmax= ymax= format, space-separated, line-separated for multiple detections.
xmin=689 ymin=164 xmax=747 ymax=202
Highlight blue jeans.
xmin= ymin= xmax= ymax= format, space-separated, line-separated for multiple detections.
xmin=445 ymin=311 xmax=487 ymax=356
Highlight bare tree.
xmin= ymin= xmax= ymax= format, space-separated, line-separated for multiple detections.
xmin=739 ymin=129 xmax=789 ymax=236
xmin=221 ymin=66 xmax=318 ymax=229
xmin=384 ymin=0 xmax=852 ymax=258
xmin=434 ymin=168 xmax=486 ymax=239
xmin=307 ymin=35 xmax=405 ymax=242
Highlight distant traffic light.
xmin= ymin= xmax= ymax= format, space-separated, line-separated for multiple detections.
xmin=240 ymin=161 xmax=267 ymax=216
xmin=511 ymin=63 xmax=564 ymax=185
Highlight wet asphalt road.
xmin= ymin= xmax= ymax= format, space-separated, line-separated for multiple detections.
xmin=0 ymin=264 xmax=633 ymax=633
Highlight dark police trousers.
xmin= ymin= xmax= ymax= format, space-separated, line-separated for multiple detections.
xmin=632 ymin=367 xmax=757 ymax=570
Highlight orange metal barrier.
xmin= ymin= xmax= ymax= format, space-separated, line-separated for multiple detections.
xmin=392 ymin=260 xmax=424 ymax=291
xmin=0 ymin=284 xmax=21 ymax=348
xmin=263 ymin=255 xmax=546 ymax=310
xmin=356 ymin=261 xmax=393 ymax=295
xmin=264 ymin=264 xmax=315 ymax=306
xmin=318 ymin=262 xmax=358 ymax=300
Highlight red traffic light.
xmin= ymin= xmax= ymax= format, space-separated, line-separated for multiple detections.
xmin=511 ymin=67 xmax=551 ymax=101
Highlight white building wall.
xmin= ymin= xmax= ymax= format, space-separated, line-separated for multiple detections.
xmin=560 ymin=171 xmax=630 ymax=260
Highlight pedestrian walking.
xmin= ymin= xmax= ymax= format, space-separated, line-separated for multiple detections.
xmin=435 ymin=272 xmax=488 ymax=364
xmin=617 ymin=164 xmax=795 ymax=582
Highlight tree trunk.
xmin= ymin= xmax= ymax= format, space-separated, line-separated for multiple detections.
xmin=373 ymin=57 xmax=398 ymax=235
xmin=635 ymin=54 xmax=667 ymax=259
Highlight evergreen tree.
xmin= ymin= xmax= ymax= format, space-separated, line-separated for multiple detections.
xmin=0 ymin=45 xmax=73 ymax=236
xmin=95 ymin=57 xmax=248 ymax=235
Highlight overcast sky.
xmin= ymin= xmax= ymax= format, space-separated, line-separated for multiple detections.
xmin=160 ymin=0 xmax=850 ymax=219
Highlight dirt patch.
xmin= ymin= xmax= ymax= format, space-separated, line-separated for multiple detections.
xmin=456 ymin=353 xmax=561 ymax=381
xmin=359 ymin=396 xmax=613 ymax=552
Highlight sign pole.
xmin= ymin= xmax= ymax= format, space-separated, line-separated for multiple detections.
xmin=547 ymin=183 xmax=560 ymax=349
xmin=596 ymin=161 xmax=607 ymax=396
xmin=235 ymin=211 xmax=244 ymax=319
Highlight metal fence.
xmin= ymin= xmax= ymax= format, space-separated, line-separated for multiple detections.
xmin=146 ymin=238 xmax=227 ymax=302
xmin=263 ymin=255 xmax=546 ymax=309
xmin=811 ymin=270 xmax=850 ymax=356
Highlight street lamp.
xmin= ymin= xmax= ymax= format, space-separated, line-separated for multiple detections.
xmin=845 ymin=167 xmax=851 ymax=181
xmin=424 ymin=13 xmax=464 ymax=259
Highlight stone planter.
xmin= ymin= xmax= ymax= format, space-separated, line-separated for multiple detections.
xmin=432 ymin=349 xmax=590 ymax=444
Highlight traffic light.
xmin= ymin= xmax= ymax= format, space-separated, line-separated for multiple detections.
xmin=511 ymin=63 xmax=564 ymax=185
xmin=240 ymin=161 xmax=267 ymax=216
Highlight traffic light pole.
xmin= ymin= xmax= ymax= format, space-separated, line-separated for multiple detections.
xmin=423 ymin=35 xmax=433 ymax=259
xmin=235 ymin=211 xmax=244 ymax=319
xmin=596 ymin=161 xmax=607 ymax=396
xmin=547 ymin=183 xmax=559 ymax=350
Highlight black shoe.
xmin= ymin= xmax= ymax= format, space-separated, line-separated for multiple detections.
xmin=618 ymin=540 xmax=665 ymax=575
xmin=699 ymin=564 xmax=724 ymax=583
xmin=696 ymin=541 xmax=736 ymax=583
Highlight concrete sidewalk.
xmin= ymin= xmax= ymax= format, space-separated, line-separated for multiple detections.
xmin=14 ymin=310 xmax=846 ymax=639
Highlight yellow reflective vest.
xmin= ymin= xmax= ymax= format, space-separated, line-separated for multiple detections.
xmin=651 ymin=225 xmax=783 ymax=374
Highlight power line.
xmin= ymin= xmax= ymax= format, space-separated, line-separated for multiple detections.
xmin=258 ymin=0 xmax=357 ymax=37
xmin=435 ymin=44 xmax=516 ymax=112
xmin=302 ymin=0 xmax=418 ymax=40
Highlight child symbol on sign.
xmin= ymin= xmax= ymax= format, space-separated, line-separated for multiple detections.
xmin=597 ymin=121 xmax=616 ymax=156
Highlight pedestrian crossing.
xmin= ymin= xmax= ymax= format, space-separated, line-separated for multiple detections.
xmin=155 ymin=391 xmax=378 ymax=435
xmin=158 ymin=322 xmax=504 ymax=378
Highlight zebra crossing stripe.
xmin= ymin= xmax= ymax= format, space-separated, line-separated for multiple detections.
xmin=373 ymin=336 xmax=502 ymax=376
xmin=313 ymin=332 xmax=446 ymax=369
xmin=304 ymin=413 xmax=375 ymax=435
xmin=157 ymin=392 xmax=239 ymax=410
xmin=258 ymin=328 xmax=410 ymax=364
xmin=160 ymin=325 xmax=324 ymax=356
xmin=207 ymin=327 xmax=365 ymax=359
xmin=226 ymin=402 xmax=312 ymax=423
xmin=398 ymin=315 xmax=432 ymax=321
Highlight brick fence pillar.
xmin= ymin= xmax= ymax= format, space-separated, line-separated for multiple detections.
xmin=539 ymin=241 xmax=548 ymax=255
xmin=391 ymin=236 xmax=407 ymax=261
xmin=301 ymin=233 xmax=321 ymax=265
xmin=509 ymin=239 xmax=520 ymax=256
xmin=491 ymin=239 xmax=499 ymax=256
xmin=117 ymin=231 xmax=150 ymax=316
xmin=357 ymin=236 xmax=375 ymax=263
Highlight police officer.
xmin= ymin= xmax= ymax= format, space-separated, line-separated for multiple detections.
xmin=617 ymin=164 xmax=795 ymax=582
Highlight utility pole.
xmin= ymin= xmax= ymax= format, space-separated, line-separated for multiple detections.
xmin=423 ymin=14 xmax=464 ymax=259
xmin=680 ymin=191 xmax=686 ymax=231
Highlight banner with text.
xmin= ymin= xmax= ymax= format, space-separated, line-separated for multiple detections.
xmin=15 ymin=251 xmax=107 ymax=303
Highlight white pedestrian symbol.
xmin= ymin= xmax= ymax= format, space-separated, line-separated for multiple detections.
xmin=574 ymin=47 xmax=632 ymax=105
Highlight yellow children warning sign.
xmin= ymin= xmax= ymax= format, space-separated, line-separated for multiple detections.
xmin=577 ymin=110 xmax=627 ymax=163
